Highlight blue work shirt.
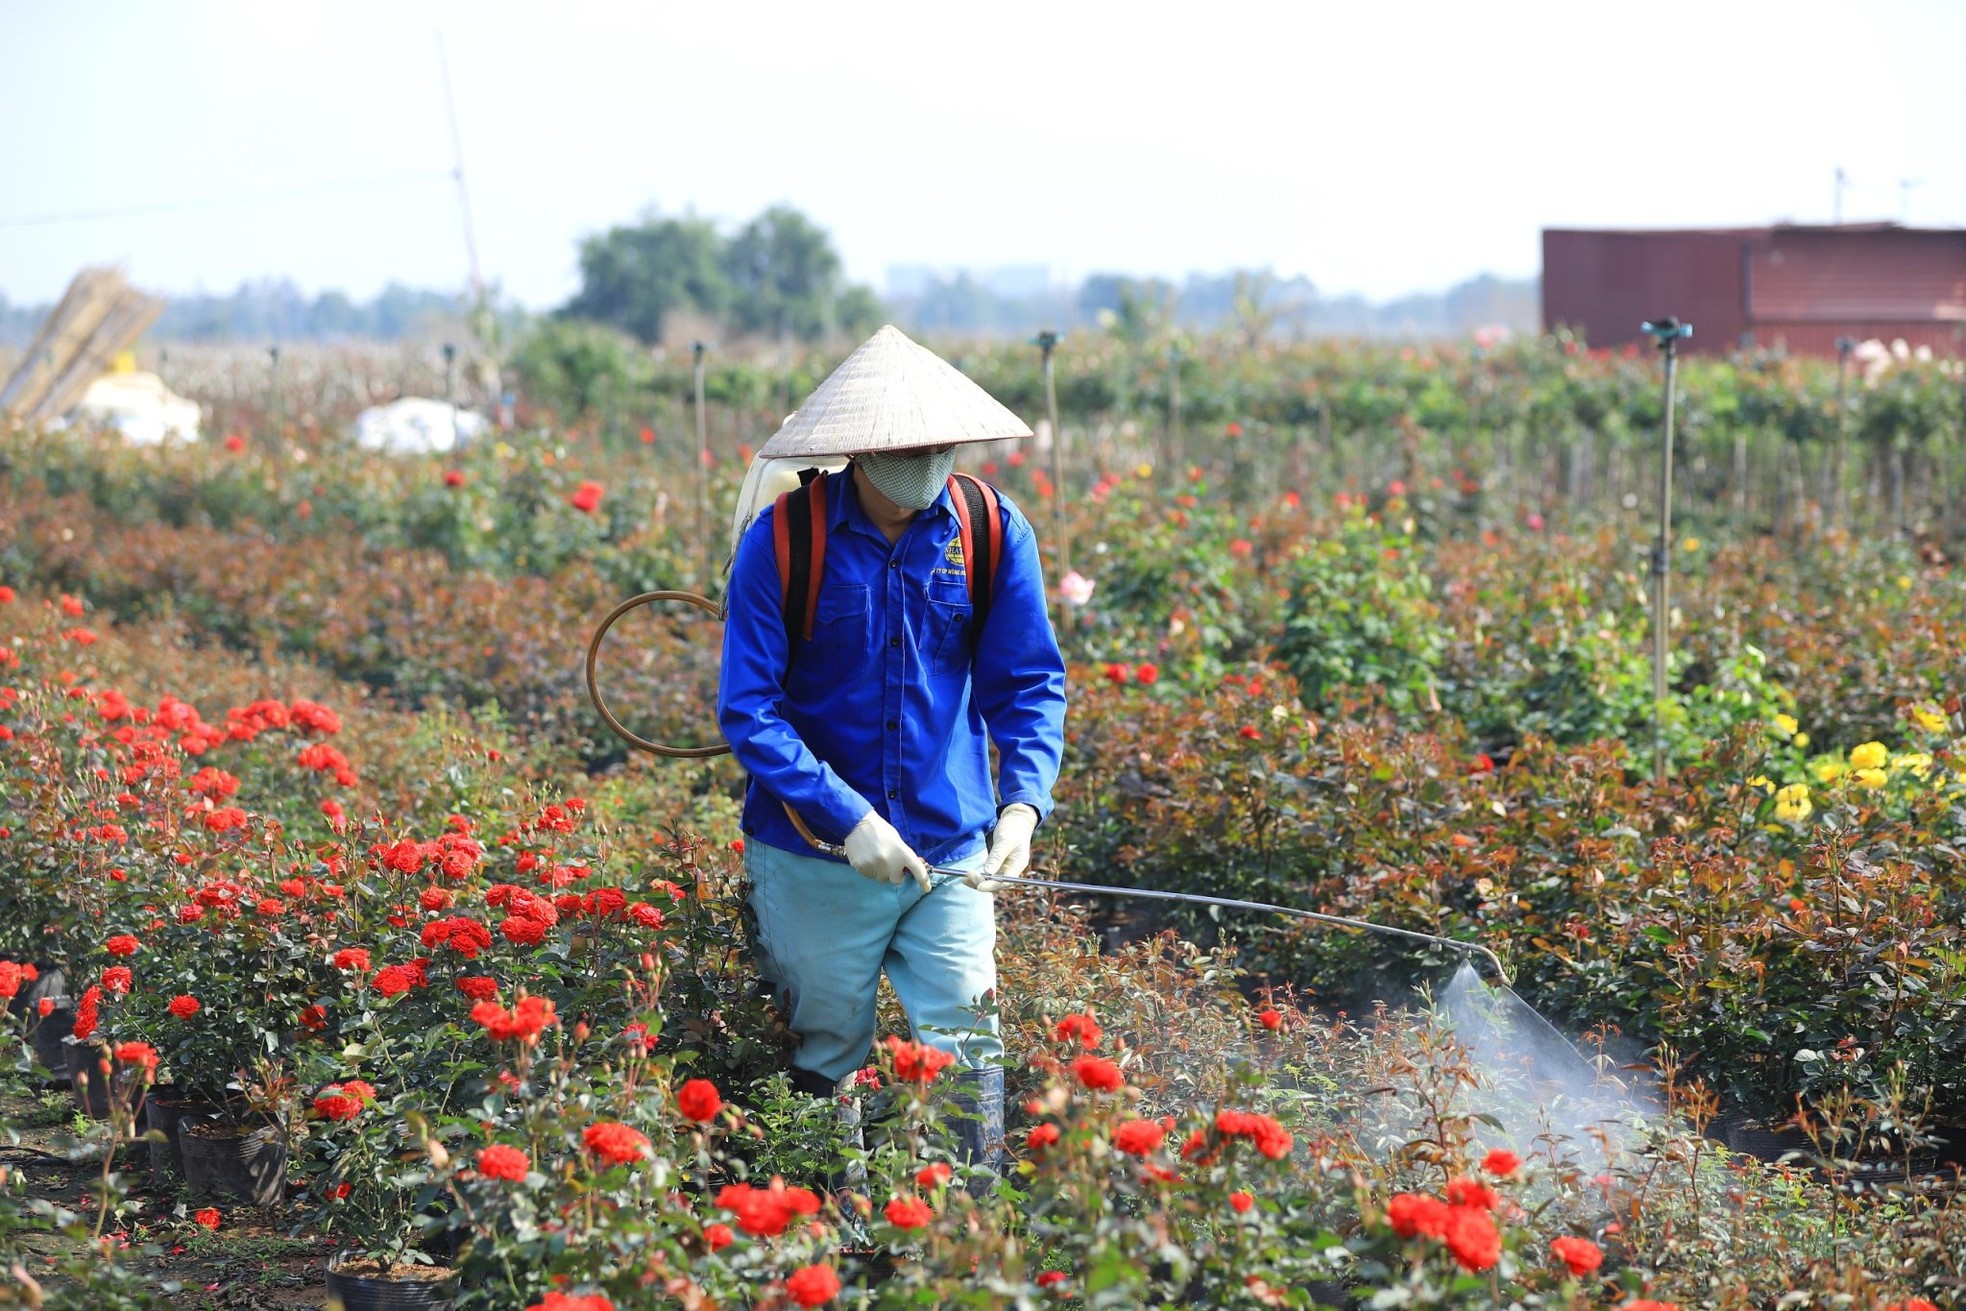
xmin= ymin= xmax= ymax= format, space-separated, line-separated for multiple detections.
xmin=717 ymin=468 xmax=1067 ymax=868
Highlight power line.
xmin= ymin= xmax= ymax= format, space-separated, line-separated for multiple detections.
xmin=0 ymin=170 xmax=459 ymax=228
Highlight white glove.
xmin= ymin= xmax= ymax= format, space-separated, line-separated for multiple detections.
xmin=967 ymin=804 xmax=1038 ymax=892
xmin=843 ymin=810 xmax=932 ymax=892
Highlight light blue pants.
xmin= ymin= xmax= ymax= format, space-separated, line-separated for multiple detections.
xmin=744 ymin=839 xmax=1001 ymax=1085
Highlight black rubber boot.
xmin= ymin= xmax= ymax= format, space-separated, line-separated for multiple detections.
xmin=947 ymin=1066 xmax=1005 ymax=1193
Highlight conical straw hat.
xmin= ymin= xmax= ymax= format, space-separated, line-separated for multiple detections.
xmin=757 ymin=324 xmax=1032 ymax=459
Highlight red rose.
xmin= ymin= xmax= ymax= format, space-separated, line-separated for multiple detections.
xmin=1443 ymin=1204 xmax=1501 ymax=1271
xmin=526 ymin=1294 xmax=615 ymax=1311
xmin=1134 ymin=662 xmax=1159 ymax=685
xmin=456 ymin=976 xmax=499 ymax=1002
xmin=676 ymin=1078 xmax=723 ymax=1123
xmin=569 ymin=481 xmax=604 ymax=514
xmin=784 ymin=1263 xmax=840 ymax=1307
xmin=1549 ymin=1234 xmax=1602 ymax=1275
xmin=1256 ymin=1008 xmax=1282 ymax=1030
xmin=1036 ymin=1271 xmax=1067 ymax=1290
xmin=883 ymin=1035 xmax=955 ymax=1085
xmin=472 ymin=996 xmax=557 ymax=1044
xmin=883 ymin=1195 xmax=933 ymax=1230
xmin=1072 ymin=1055 xmax=1124 ymax=1092
xmin=475 ymin=1144 xmax=529 ymax=1182
xmin=914 ymin=1162 xmax=952 ymax=1190
xmin=703 ymin=1222 xmax=734 ymax=1251
xmin=1482 ymin=1148 xmax=1522 ymax=1178
xmin=1386 ymin=1192 xmax=1451 ymax=1239
xmin=1445 ymin=1176 xmax=1500 ymax=1211
xmin=1112 ymin=1119 xmax=1166 ymax=1156
xmin=716 ymin=1178 xmax=820 ymax=1237
xmin=114 ymin=1041 xmax=159 ymax=1072
xmin=499 ymin=915 xmax=549 ymax=947
xmin=1229 ymin=1190 xmax=1254 ymax=1213
xmin=582 ymin=1120 xmax=650 ymax=1167
xmin=192 ymin=1207 xmax=221 ymax=1230
xmin=105 ymin=934 xmax=141 ymax=958
xmin=1026 ymin=1123 xmax=1060 ymax=1151
xmin=312 ymin=1082 xmax=372 ymax=1121
xmin=1052 ymin=1012 xmax=1102 ymax=1048
xmin=101 ymin=966 xmax=133 ymax=994
xmin=330 ymin=947 xmax=370 ymax=973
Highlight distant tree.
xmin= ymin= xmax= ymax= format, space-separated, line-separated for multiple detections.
xmin=561 ymin=213 xmax=731 ymax=345
xmin=834 ymin=284 xmax=887 ymax=339
xmin=508 ymin=318 xmax=653 ymax=420
xmin=722 ymin=205 xmax=881 ymax=343
xmin=1079 ymin=274 xmax=1176 ymax=342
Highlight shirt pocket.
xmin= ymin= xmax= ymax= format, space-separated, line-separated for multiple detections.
xmin=924 ymin=575 xmax=974 ymax=675
xmin=799 ymin=582 xmax=870 ymax=680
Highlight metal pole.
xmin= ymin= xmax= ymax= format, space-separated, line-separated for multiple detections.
xmin=267 ymin=344 xmax=282 ymax=453
xmin=1036 ymin=331 xmax=1069 ymax=627
xmin=1167 ymin=344 xmax=1183 ymax=471
xmin=442 ymin=342 xmax=458 ymax=452
xmin=1831 ymin=337 xmax=1852 ymax=530
xmin=693 ymin=341 xmax=710 ymax=591
xmin=1642 ymin=318 xmax=1690 ymax=785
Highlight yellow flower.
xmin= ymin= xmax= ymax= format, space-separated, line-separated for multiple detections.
xmin=1135 ymin=462 xmax=1154 ymax=479
xmin=1910 ymin=704 xmax=1949 ymax=734
xmin=1772 ymin=714 xmax=1799 ymax=739
xmin=1813 ymin=758 xmax=1846 ymax=784
xmin=1682 ymin=536 xmax=1701 ymax=553
xmin=1891 ymin=751 xmax=1933 ymax=779
xmin=1897 ymin=574 xmax=1913 ymax=591
xmin=1746 ymin=775 xmax=1776 ymax=794
xmin=1774 ymin=783 xmax=1812 ymax=822
xmin=1854 ymin=767 xmax=1888 ymax=790
xmin=1793 ymin=732 xmax=1810 ymax=749
xmin=1849 ymin=741 xmax=1889 ymax=771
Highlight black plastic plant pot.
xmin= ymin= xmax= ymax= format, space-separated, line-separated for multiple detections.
xmin=323 ymin=1253 xmax=456 ymax=1311
xmin=179 ymin=1120 xmax=287 ymax=1206
xmin=28 ymin=1005 xmax=72 ymax=1080
xmin=64 ymin=1040 xmax=113 ymax=1119
xmin=145 ymin=1095 xmax=219 ymax=1183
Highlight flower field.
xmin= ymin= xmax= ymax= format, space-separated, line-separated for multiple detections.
xmin=0 ymin=337 xmax=1962 ymax=1308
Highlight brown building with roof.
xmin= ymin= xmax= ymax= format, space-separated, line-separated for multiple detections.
xmin=1542 ymin=224 xmax=1966 ymax=357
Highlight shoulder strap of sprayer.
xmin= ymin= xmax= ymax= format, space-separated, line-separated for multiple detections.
xmin=772 ymin=470 xmax=1002 ymax=653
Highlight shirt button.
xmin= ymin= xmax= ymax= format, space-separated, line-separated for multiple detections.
xmin=887 ymin=719 xmax=899 ymax=730
xmin=888 ymin=559 xmax=899 ymax=569
xmin=887 ymin=788 xmax=898 ymax=799
xmin=889 ymin=637 xmax=900 ymax=648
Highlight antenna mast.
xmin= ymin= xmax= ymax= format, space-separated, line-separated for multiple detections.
xmin=437 ymin=33 xmax=485 ymax=309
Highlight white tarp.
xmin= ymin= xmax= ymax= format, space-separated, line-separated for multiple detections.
xmin=74 ymin=371 xmax=202 ymax=445
xmin=353 ymin=398 xmax=488 ymax=454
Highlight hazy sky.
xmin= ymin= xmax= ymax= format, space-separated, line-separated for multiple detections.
xmin=3 ymin=0 xmax=1961 ymax=309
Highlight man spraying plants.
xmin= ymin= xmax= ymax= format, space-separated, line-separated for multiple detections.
xmin=716 ymin=325 xmax=1068 ymax=1176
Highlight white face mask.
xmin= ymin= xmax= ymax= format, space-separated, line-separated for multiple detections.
xmin=857 ymin=448 xmax=957 ymax=511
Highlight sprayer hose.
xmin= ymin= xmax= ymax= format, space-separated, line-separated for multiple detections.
xmin=587 ymin=594 xmax=1511 ymax=986
xmin=584 ymin=590 xmax=732 ymax=760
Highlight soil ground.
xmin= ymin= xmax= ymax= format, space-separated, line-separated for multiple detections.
xmin=3 ymin=1080 xmax=329 ymax=1309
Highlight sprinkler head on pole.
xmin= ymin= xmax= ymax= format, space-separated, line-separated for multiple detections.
xmin=1640 ymin=318 xmax=1693 ymax=352
xmin=1032 ymin=330 xmax=1061 ymax=358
